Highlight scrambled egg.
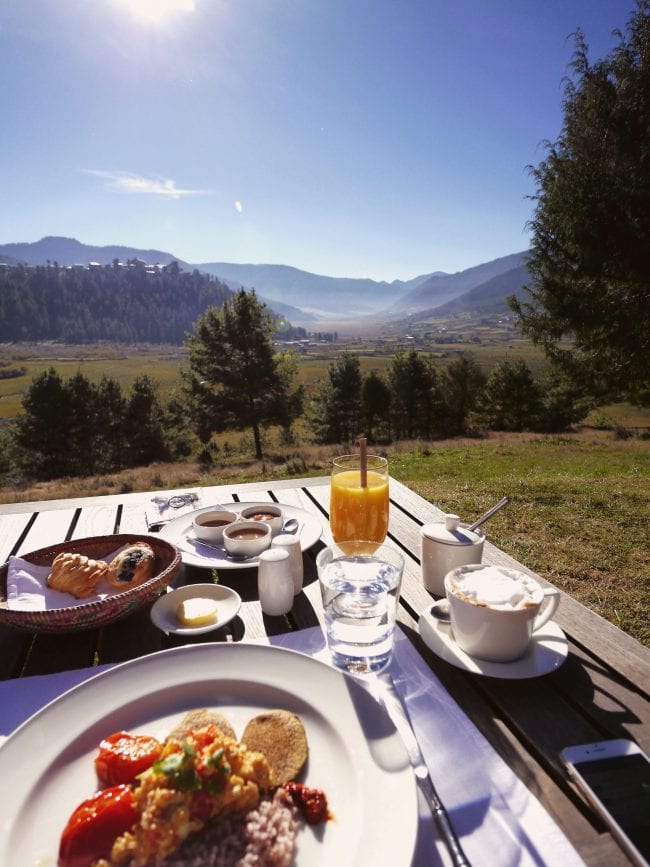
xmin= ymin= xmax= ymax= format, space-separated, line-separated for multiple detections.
xmin=95 ymin=724 xmax=270 ymax=866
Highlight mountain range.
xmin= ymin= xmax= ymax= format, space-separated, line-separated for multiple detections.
xmin=0 ymin=237 xmax=531 ymax=323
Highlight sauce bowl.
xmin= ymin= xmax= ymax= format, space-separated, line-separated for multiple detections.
xmin=223 ymin=520 xmax=272 ymax=558
xmin=239 ymin=504 xmax=284 ymax=536
xmin=192 ymin=510 xmax=238 ymax=545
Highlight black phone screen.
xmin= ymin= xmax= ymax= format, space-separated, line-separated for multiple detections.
xmin=574 ymin=753 xmax=650 ymax=859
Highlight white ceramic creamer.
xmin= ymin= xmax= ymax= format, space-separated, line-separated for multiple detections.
xmin=420 ymin=514 xmax=484 ymax=596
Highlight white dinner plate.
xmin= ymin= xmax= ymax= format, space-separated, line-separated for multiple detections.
xmin=0 ymin=643 xmax=418 ymax=867
xmin=157 ymin=502 xmax=323 ymax=569
xmin=419 ymin=604 xmax=568 ymax=678
xmin=150 ymin=583 xmax=242 ymax=635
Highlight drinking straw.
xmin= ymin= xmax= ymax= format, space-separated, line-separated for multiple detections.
xmin=359 ymin=435 xmax=367 ymax=488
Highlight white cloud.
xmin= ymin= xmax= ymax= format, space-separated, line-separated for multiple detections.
xmin=84 ymin=170 xmax=209 ymax=199
xmin=235 ymin=200 xmax=243 ymax=213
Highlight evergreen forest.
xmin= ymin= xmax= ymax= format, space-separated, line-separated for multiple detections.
xmin=0 ymin=261 xmax=232 ymax=343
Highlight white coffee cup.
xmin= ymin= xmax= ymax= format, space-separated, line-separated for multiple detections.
xmin=443 ymin=563 xmax=560 ymax=662
xmin=257 ymin=548 xmax=294 ymax=615
xmin=420 ymin=515 xmax=484 ymax=596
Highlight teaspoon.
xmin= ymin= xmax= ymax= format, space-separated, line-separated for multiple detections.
xmin=467 ymin=497 xmax=509 ymax=532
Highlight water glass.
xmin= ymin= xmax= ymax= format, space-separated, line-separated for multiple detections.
xmin=316 ymin=541 xmax=404 ymax=674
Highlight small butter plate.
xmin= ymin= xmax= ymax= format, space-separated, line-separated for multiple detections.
xmin=150 ymin=584 xmax=242 ymax=636
xmin=418 ymin=604 xmax=568 ymax=679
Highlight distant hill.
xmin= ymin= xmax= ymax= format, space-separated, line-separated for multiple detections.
xmin=0 ymin=236 xmax=185 ymax=268
xmin=0 ymin=237 xmax=530 ymax=323
xmin=412 ymin=263 xmax=531 ymax=320
xmin=0 ymin=237 xmax=312 ymax=322
xmin=194 ymin=262 xmax=407 ymax=317
xmin=391 ymin=251 xmax=527 ymax=315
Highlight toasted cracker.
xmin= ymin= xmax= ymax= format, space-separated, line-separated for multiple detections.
xmin=168 ymin=709 xmax=237 ymax=742
xmin=241 ymin=709 xmax=308 ymax=786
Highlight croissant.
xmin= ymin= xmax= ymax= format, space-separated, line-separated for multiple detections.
xmin=107 ymin=542 xmax=155 ymax=589
xmin=47 ymin=552 xmax=110 ymax=599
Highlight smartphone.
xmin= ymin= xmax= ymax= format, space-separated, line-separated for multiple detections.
xmin=561 ymin=739 xmax=650 ymax=866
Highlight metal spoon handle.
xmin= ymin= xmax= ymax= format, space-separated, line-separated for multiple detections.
xmin=468 ymin=497 xmax=509 ymax=532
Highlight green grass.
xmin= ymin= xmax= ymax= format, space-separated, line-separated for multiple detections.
xmin=390 ymin=434 xmax=649 ymax=646
xmin=0 ymin=345 xmax=187 ymax=416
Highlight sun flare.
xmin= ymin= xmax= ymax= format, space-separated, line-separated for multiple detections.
xmin=117 ymin=0 xmax=195 ymax=22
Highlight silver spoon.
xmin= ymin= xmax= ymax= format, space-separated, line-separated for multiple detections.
xmin=467 ymin=497 xmax=509 ymax=532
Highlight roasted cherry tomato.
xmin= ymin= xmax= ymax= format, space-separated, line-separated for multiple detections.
xmin=58 ymin=784 xmax=138 ymax=867
xmin=284 ymin=781 xmax=330 ymax=825
xmin=95 ymin=731 xmax=163 ymax=786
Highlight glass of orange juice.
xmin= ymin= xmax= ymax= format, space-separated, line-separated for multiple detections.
xmin=330 ymin=454 xmax=389 ymax=548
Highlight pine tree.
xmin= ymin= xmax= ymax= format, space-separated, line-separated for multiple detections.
xmin=476 ymin=360 xmax=543 ymax=432
xmin=308 ymin=353 xmax=363 ymax=445
xmin=13 ymin=368 xmax=74 ymax=479
xmin=511 ymin=2 xmax=650 ymax=403
xmin=440 ymin=354 xmax=486 ymax=435
xmin=185 ymin=290 xmax=303 ymax=459
xmin=387 ymin=351 xmax=442 ymax=440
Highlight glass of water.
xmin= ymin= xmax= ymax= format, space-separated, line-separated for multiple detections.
xmin=316 ymin=541 xmax=404 ymax=674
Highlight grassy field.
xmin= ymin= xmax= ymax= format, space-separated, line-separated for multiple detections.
xmin=389 ymin=432 xmax=649 ymax=647
xmin=1 ymin=430 xmax=647 ymax=647
xmin=1 ymin=338 xmax=647 ymax=428
xmin=0 ymin=344 xmax=187 ymax=418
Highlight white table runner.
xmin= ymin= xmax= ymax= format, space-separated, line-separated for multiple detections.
xmin=0 ymin=626 xmax=584 ymax=867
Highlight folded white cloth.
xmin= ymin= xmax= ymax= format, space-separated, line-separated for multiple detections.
xmin=145 ymin=491 xmax=202 ymax=528
xmin=7 ymin=552 xmax=124 ymax=611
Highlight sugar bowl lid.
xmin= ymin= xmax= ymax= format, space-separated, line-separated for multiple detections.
xmin=421 ymin=514 xmax=483 ymax=546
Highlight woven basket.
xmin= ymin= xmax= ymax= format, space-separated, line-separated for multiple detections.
xmin=0 ymin=534 xmax=181 ymax=633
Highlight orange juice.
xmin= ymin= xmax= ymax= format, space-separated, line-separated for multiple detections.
xmin=330 ymin=468 xmax=389 ymax=545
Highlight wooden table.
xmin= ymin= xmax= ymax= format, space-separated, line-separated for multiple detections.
xmin=1 ymin=476 xmax=648 ymax=866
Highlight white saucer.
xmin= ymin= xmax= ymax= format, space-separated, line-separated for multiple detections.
xmin=418 ymin=604 xmax=568 ymax=678
xmin=157 ymin=502 xmax=322 ymax=570
xmin=150 ymin=584 xmax=242 ymax=635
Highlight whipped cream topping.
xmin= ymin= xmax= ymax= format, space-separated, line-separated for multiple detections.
xmin=449 ymin=565 xmax=541 ymax=610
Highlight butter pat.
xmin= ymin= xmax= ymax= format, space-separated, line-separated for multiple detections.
xmin=177 ymin=597 xmax=219 ymax=627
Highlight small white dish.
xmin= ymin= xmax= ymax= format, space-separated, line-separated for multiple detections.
xmin=192 ymin=510 xmax=238 ymax=545
xmin=150 ymin=584 xmax=241 ymax=635
xmin=157 ymin=502 xmax=322 ymax=570
xmin=239 ymin=503 xmax=284 ymax=536
xmin=418 ymin=603 xmax=568 ymax=678
xmin=223 ymin=520 xmax=272 ymax=558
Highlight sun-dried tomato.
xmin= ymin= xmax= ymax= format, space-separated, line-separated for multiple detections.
xmin=284 ymin=781 xmax=330 ymax=825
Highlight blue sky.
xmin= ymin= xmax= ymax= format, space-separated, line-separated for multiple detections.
xmin=0 ymin=0 xmax=638 ymax=280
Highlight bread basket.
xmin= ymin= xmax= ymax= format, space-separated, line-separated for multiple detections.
xmin=0 ymin=534 xmax=181 ymax=633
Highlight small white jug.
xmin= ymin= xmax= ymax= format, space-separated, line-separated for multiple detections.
xmin=420 ymin=514 xmax=484 ymax=596
xmin=271 ymin=533 xmax=303 ymax=594
xmin=257 ymin=548 xmax=294 ymax=615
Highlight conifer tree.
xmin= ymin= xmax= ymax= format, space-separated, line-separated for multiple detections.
xmin=309 ymin=353 xmax=363 ymax=444
xmin=13 ymin=368 xmax=73 ymax=479
xmin=511 ymin=2 xmax=650 ymax=403
xmin=185 ymin=290 xmax=303 ymax=459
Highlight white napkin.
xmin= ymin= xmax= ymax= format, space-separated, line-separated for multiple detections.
xmin=145 ymin=491 xmax=202 ymax=529
xmin=7 ymin=551 xmax=125 ymax=611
